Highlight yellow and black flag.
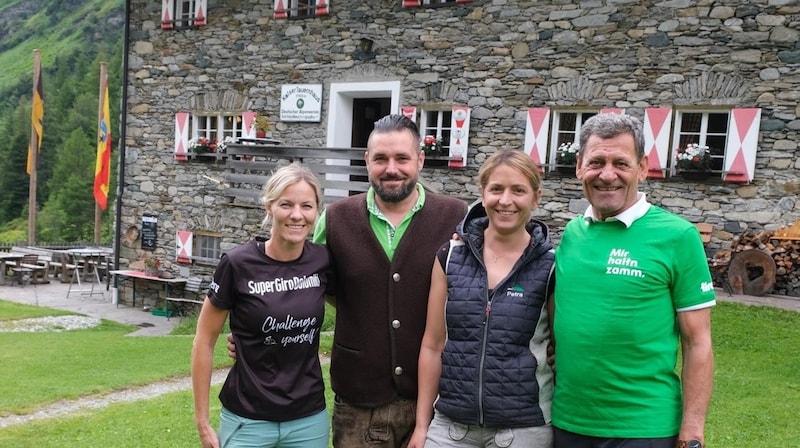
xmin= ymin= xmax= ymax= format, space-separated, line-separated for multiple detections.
xmin=27 ymin=56 xmax=44 ymax=175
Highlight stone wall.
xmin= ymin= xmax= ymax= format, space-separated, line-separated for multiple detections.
xmin=123 ymin=0 xmax=800 ymax=268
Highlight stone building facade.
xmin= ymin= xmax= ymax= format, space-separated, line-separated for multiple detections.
xmin=122 ymin=0 xmax=799 ymax=274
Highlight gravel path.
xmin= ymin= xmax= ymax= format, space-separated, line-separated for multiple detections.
xmin=0 ymin=316 xmax=101 ymax=333
xmin=0 ymin=369 xmax=229 ymax=429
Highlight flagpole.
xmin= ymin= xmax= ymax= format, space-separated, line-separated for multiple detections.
xmin=27 ymin=49 xmax=41 ymax=245
xmin=94 ymin=62 xmax=107 ymax=245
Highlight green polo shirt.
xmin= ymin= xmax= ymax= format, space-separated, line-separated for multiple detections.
xmin=312 ymin=184 xmax=426 ymax=260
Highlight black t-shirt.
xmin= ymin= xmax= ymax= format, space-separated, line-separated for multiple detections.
xmin=209 ymin=239 xmax=332 ymax=421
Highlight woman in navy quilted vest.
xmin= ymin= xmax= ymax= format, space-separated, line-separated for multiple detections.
xmin=409 ymin=150 xmax=555 ymax=448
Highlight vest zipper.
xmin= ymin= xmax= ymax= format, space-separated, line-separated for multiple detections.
xmin=478 ymin=290 xmax=494 ymax=426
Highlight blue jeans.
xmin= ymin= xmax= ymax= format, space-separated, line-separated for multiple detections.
xmin=218 ymin=407 xmax=329 ymax=448
xmin=424 ymin=410 xmax=553 ymax=448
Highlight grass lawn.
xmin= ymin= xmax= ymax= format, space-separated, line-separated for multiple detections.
xmin=0 ymin=300 xmax=232 ymax=415
xmin=1 ymin=300 xmax=798 ymax=446
xmin=705 ymin=302 xmax=800 ymax=446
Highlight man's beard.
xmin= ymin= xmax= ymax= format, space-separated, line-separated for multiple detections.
xmin=372 ymin=176 xmax=417 ymax=203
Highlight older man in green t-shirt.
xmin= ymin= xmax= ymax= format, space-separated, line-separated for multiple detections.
xmin=553 ymin=113 xmax=715 ymax=448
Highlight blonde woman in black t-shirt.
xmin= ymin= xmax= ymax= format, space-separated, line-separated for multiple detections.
xmin=192 ymin=163 xmax=334 ymax=448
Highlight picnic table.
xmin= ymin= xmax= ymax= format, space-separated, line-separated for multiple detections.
xmin=110 ymin=270 xmax=188 ymax=316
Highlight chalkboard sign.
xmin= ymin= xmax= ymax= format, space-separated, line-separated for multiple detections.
xmin=141 ymin=214 xmax=158 ymax=251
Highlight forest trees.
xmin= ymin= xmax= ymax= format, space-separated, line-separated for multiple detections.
xmin=0 ymin=30 xmax=122 ymax=244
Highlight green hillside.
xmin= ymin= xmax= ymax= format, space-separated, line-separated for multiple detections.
xmin=0 ymin=0 xmax=122 ymax=93
xmin=0 ymin=0 xmax=124 ymax=242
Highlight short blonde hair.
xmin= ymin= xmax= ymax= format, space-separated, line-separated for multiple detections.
xmin=478 ymin=150 xmax=542 ymax=192
xmin=261 ymin=163 xmax=323 ymax=229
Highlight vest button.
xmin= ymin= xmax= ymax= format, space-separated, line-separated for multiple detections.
xmin=392 ymin=273 xmax=401 ymax=282
xmin=394 ymin=366 xmax=403 ymax=375
xmin=392 ymin=319 xmax=400 ymax=329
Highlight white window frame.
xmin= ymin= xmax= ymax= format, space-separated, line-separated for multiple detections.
xmin=671 ymin=110 xmax=730 ymax=175
xmin=193 ymin=231 xmax=222 ymax=263
xmin=549 ymin=110 xmax=598 ymax=169
xmin=192 ymin=113 xmax=245 ymax=144
xmin=419 ymin=108 xmax=453 ymax=155
xmin=165 ymin=0 xmax=198 ymax=28
xmin=288 ymin=0 xmax=318 ymax=18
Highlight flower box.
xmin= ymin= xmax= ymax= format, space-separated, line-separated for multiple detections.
xmin=557 ymin=141 xmax=579 ymax=166
xmin=676 ymin=143 xmax=711 ymax=174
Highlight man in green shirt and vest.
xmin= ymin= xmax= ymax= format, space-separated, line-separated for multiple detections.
xmin=315 ymin=114 xmax=466 ymax=447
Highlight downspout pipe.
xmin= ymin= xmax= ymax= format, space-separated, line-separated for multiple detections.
xmin=114 ymin=0 xmax=131 ymax=272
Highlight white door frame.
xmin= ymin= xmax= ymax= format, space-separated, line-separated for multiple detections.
xmin=325 ymin=81 xmax=402 ymax=198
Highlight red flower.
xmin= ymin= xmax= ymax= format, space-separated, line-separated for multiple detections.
xmin=424 ymin=135 xmax=436 ymax=145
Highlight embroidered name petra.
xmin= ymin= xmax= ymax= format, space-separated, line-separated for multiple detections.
xmin=248 ymin=273 xmax=321 ymax=295
xmin=605 ymin=248 xmax=645 ymax=278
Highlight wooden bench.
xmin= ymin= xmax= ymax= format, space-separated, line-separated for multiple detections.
xmin=10 ymin=254 xmax=49 ymax=286
xmin=49 ymin=251 xmax=79 ymax=283
xmin=165 ymin=277 xmax=208 ymax=319
xmin=10 ymin=246 xmax=62 ymax=280
xmin=222 ymin=144 xmax=370 ymax=208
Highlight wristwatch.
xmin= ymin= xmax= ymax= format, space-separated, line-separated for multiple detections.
xmin=676 ymin=440 xmax=702 ymax=448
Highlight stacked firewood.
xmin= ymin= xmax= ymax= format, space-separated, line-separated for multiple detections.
xmin=711 ymin=229 xmax=800 ymax=297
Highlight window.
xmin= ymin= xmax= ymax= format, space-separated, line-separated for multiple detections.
xmin=419 ymin=109 xmax=453 ymax=155
xmin=274 ymin=0 xmax=329 ymax=19
xmin=673 ymin=111 xmax=729 ymax=173
xmin=175 ymin=111 xmax=255 ymax=160
xmin=403 ymin=0 xmax=472 ymax=7
xmin=193 ymin=231 xmax=222 ymax=262
xmin=175 ymin=1 xmax=197 ymax=27
xmin=289 ymin=0 xmax=317 ymax=18
xmin=162 ymin=0 xmax=207 ymax=29
xmin=550 ymin=111 xmax=597 ymax=168
xmin=192 ymin=114 xmax=245 ymax=143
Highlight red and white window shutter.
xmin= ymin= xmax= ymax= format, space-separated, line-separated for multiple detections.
xmin=723 ymin=108 xmax=761 ymax=183
xmin=400 ymin=106 xmax=417 ymax=123
xmin=161 ymin=0 xmax=174 ymax=29
xmin=448 ymin=106 xmax=470 ymax=168
xmin=316 ymin=0 xmax=330 ymax=15
xmin=174 ymin=112 xmax=190 ymax=161
xmin=523 ymin=108 xmax=551 ymax=173
xmin=176 ymin=230 xmax=193 ymax=263
xmin=242 ymin=111 xmax=257 ymax=139
xmin=194 ymin=0 xmax=207 ymax=26
xmin=643 ymin=108 xmax=672 ymax=179
xmin=274 ymin=0 xmax=288 ymax=19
